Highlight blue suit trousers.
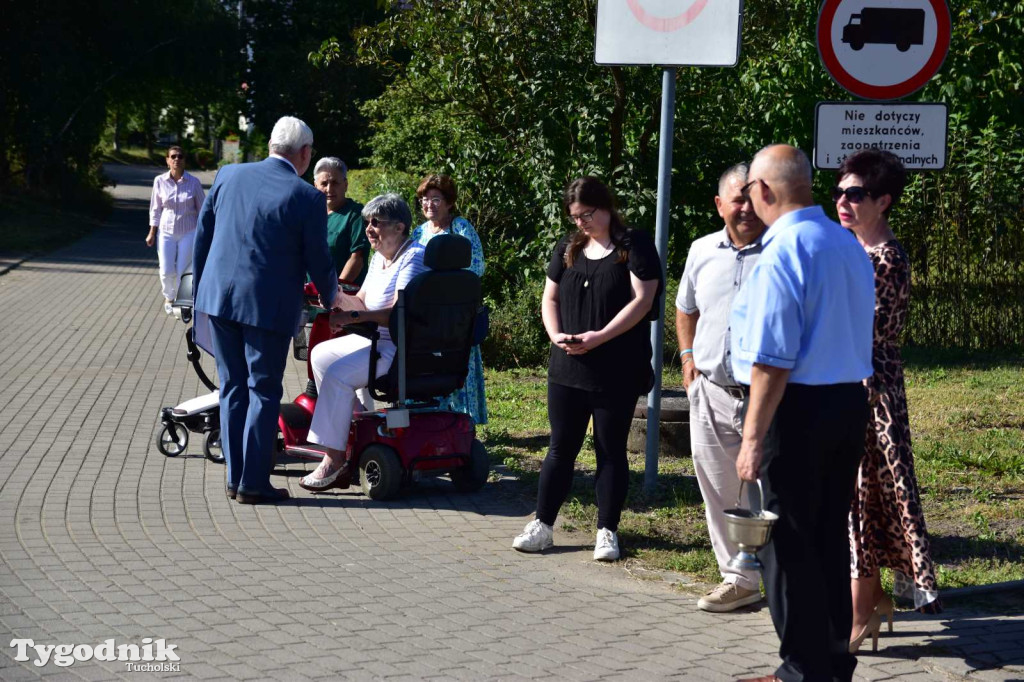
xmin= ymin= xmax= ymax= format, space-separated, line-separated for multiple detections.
xmin=209 ymin=315 xmax=291 ymax=494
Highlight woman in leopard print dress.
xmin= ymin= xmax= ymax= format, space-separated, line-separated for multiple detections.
xmin=834 ymin=150 xmax=940 ymax=649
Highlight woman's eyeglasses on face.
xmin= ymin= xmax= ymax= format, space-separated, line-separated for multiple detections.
xmin=365 ymin=216 xmax=395 ymax=228
xmin=421 ymin=197 xmax=444 ymax=207
xmin=568 ymin=210 xmax=596 ymax=224
xmin=169 ymin=154 xmax=184 ymax=160
xmin=831 ymin=186 xmax=870 ymax=204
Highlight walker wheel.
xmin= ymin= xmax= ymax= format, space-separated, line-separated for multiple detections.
xmin=203 ymin=429 xmax=225 ymax=464
xmin=359 ymin=444 xmax=403 ymax=501
xmin=156 ymin=423 xmax=189 ymax=457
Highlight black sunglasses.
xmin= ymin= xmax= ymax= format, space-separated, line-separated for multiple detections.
xmin=831 ymin=186 xmax=871 ymax=203
xmin=168 ymin=154 xmax=184 ymax=160
xmin=365 ymin=216 xmax=395 ymax=227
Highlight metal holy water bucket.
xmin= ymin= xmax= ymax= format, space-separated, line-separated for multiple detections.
xmin=724 ymin=479 xmax=779 ymax=572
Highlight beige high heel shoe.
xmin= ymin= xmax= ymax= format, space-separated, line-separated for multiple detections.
xmin=849 ymin=613 xmax=883 ymax=654
xmin=875 ymin=594 xmax=895 ymax=633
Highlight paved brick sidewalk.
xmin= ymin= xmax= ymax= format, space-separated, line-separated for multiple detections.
xmin=1 ymin=166 xmax=1021 ymax=681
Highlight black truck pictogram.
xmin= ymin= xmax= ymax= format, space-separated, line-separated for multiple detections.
xmin=842 ymin=7 xmax=925 ymax=52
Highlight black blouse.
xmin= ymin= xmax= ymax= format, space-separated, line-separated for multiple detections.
xmin=546 ymin=229 xmax=663 ymax=395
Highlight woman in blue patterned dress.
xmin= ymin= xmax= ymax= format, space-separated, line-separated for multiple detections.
xmin=410 ymin=174 xmax=488 ymax=425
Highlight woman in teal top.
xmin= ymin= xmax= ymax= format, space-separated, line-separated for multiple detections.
xmin=410 ymin=174 xmax=488 ymax=424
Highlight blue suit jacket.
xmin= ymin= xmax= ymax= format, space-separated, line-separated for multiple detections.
xmin=192 ymin=157 xmax=339 ymax=336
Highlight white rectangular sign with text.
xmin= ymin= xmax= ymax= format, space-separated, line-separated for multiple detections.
xmin=595 ymin=0 xmax=743 ymax=66
xmin=814 ymin=102 xmax=948 ymax=170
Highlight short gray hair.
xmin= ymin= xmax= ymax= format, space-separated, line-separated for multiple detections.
xmin=362 ymin=193 xmax=412 ymax=236
xmin=268 ymin=116 xmax=313 ymax=155
xmin=718 ymin=163 xmax=749 ymax=197
xmin=313 ymin=157 xmax=347 ymax=179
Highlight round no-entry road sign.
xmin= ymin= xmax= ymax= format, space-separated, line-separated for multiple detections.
xmin=817 ymin=0 xmax=951 ymax=100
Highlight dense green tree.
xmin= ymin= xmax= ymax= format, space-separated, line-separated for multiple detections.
xmin=346 ymin=0 xmax=1023 ymax=354
xmin=0 ymin=0 xmax=239 ymax=198
xmin=240 ymin=0 xmax=385 ymax=168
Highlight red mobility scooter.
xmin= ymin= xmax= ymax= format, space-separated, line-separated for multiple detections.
xmin=277 ymin=233 xmax=489 ymax=500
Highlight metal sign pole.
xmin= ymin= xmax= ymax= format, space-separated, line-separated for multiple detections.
xmin=644 ymin=66 xmax=676 ymax=496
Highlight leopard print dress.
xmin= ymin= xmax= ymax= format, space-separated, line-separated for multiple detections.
xmin=848 ymin=240 xmax=940 ymax=611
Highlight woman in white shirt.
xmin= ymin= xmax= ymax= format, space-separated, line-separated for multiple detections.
xmin=300 ymin=194 xmax=428 ymax=492
xmin=147 ymin=146 xmax=205 ymax=314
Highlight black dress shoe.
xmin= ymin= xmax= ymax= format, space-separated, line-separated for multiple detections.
xmin=226 ymin=486 xmax=237 ymax=500
xmin=236 ymin=486 xmax=290 ymax=504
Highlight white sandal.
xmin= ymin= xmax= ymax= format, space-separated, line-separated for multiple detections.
xmin=299 ymin=461 xmax=350 ymax=491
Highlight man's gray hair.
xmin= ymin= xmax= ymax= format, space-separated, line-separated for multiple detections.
xmin=313 ymin=157 xmax=348 ymax=179
xmin=362 ymin=193 xmax=412 ymax=236
xmin=718 ymin=163 xmax=749 ymax=197
xmin=268 ymin=116 xmax=313 ymax=156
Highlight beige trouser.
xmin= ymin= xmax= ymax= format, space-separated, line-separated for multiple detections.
xmin=688 ymin=374 xmax=760 ymax=591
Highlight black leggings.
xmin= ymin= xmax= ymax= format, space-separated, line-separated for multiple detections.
xmin=535 ymin=382 xmax=638 ymax=532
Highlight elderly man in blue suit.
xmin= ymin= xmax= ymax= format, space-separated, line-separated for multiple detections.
xmin=193 ymin=116 xmax=340 ymax=504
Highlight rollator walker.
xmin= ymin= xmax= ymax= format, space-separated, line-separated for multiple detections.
xmin=154 ymin=270 xmax=224 ymax=463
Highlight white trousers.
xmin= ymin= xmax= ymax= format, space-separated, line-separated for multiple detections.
xmin=688 ymin=374 xmax=760 ymax=591
xmin=157 ymin=230 xmax=195 ymax=302
xmin=307 ymin=334 xmax=395 ymax=451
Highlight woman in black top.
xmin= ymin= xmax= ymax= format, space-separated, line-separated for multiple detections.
xmin=513 ymin=177 xmax=663 ymax=561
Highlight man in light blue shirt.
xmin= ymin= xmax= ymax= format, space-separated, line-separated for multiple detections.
xmin=731 ymin=145 xmax=875 ymax=682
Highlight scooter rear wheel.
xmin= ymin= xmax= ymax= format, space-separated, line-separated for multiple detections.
xmin=359 ymin=444 xmax=402 ymax=501
xmin=203 ymin=429 xmax=225 ymax=464
xmin=157 ymin=423 xmax=189 ymax=457
xmin=450 ymin=439 xmax=489 ymax=493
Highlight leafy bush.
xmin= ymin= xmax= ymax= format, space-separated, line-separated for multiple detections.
xmin=661 ymin=274 xmax=681 ymax=369
xmin=192 ymin=147 xmax=214 ymax=169
xmin=346 ymin=168 xmax=419 ymax=208
xmin=481 ymin=276 xmax=549 ymax=370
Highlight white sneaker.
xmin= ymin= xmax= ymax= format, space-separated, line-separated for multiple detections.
xmin=512 ymin=519 xmax=553 ymax=552
xmin=163 ymin=301 xmax=173 ymax=315
xmin=593 ymin=528 xmax=620 ymax=561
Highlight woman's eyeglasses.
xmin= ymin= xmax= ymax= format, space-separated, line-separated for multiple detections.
xmin=168 ymin=154 xmax=184 ymax=160
xmin=365 ymin=216 xmax=395 ymax=228
xmin=831 ymin=186 xmax=870 ymax=203
xmin=568 ymin=210 xmax=596 ymax=224
xmin=420 ymin=197 xmax=444 ymax=207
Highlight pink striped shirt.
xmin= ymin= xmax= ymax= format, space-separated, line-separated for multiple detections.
xmin=149 ymin=171 xmax=205 ymax=236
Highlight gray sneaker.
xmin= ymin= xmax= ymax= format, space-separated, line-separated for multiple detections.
xmin=593 ymin=528 xmax=620 ymax=561
xmin=697 ymin=582 xmax=763 ymax=612
xmin=512 ymin=519 xmax=553 ymax=552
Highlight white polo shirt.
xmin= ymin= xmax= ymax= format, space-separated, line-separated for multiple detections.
xmin=675 ymin=227 xmax=763 ymax=387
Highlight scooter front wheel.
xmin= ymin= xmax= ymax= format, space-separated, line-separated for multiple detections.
xmin=157 ymin=423 xmax=189 ymax=457
xmin=203 ymin=429 xmax=225 ymax=464
xmin=359 ymin=444 xmax=402 ymax=501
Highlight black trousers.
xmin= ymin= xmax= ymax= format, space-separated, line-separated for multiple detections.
xmin=748 ymin=382 xmax=869 ymax=682
xmin=535 ymin=382 xmax=638 ymax=532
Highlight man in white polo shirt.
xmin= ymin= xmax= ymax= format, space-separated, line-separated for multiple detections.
xmin=675 ymin=163 xmax=766 ymax=612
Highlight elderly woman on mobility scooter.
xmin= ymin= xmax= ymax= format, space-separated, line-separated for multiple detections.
xmin=299 ymin=194 xmax=428 ymax=491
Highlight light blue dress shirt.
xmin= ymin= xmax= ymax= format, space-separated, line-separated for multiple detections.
xmin=729 ymin=205 xmax=875 ymax=385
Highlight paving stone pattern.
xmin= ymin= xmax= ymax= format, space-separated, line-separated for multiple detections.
xmin=1 ymin=165 xmax=1021 ymax=681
